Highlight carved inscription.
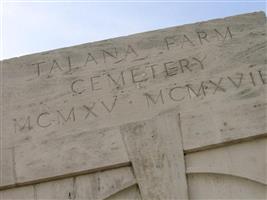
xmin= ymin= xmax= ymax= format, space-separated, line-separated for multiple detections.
xmin=8 ymin=25 xmax=267 ymax=134
xmin=164 ymin=27 xmax=232 ymax=50
xmin=13 ymin=67 xmax=266 ymax=133
xmin=70 ymin=55 xmax=206 ymax=94
xmin=144 ymin=69 xmax=266 ymax=107
xmin=32 ymin=45 xmax=139 ymax=77
xmin=29 ymin=27 xmax=231 ymax=79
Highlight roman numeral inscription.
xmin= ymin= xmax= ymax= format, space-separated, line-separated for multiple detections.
xmin=12 ymin=67 xmax=266 ymax=133
xmin=1 ymin=15 xmax=266 ymax=140
xmin=1 ymin=12 xmax=266 ymax=194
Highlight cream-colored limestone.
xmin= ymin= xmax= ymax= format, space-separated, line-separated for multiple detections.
xmin=185 ymin=137 xmax=267 ymax=185
xmin=75 ymin=166 xmax=136 ymax=199
xmin=0 ymin=166 xmax=136 ymax=200
xmin=188 ymin=174 xmax=267 ymax=199
xmin=0 ymin=11 xmax=266 ymax=200
xmin=35 ymin=178 xmax=73 ymax=200
xmin=0 ymin=185 xmax=34 ymax=200
xmin=13 ymin=127 xmax=129 ymax=184
xmin=121 ymin=110 xmax=188 ymax=199
xmin=105 ymin=185 xmax=141 ymax=200
xmin=0 ymin=148 xmax=15 ymax=187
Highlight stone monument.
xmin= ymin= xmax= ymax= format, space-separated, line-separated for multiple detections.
xmin=0 ymin=11 xmax=266 ymax=199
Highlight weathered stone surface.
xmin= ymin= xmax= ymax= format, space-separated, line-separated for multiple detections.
xmin=15 ymin=127 xmax=129 ymax=184
xmin=0 ymin=166 xmax=137 ymax=200
xmin=105 ymin=185 xmax=141 ymax=200
xmin=75 ymin=166 xmax=136 ymax=199
xmin=35 ymin=178 xmax=73 ymax=199
xmin=188 ymin=174 xmax=267 ymax=199
xmin=0 ymin=185 xmax=34 ymax=200
xmin=181 ymin=93 xmax=267 ymax=151
xmin=121 ymin=110 xmax=188 ymax=199
xmin=2 ymin=11 xmax=266 ymax=144
xmin=0 ymin=12 xmax=266 ymax=198
xmin=0 ymin=148 xmax=15 ymax=187
xmin=186 ymin=137 xmax=267 ymax=185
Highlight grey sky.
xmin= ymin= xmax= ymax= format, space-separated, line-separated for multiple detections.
xmin=1 ymin=1 xmax=266 ymax=59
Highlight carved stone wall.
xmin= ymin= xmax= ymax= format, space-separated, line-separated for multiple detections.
xmin=0 ymin=11 xmax=266 ymax=199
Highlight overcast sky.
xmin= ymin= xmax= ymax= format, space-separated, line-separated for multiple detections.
xmin=1 ymin=0 xmax=266 ymax=59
